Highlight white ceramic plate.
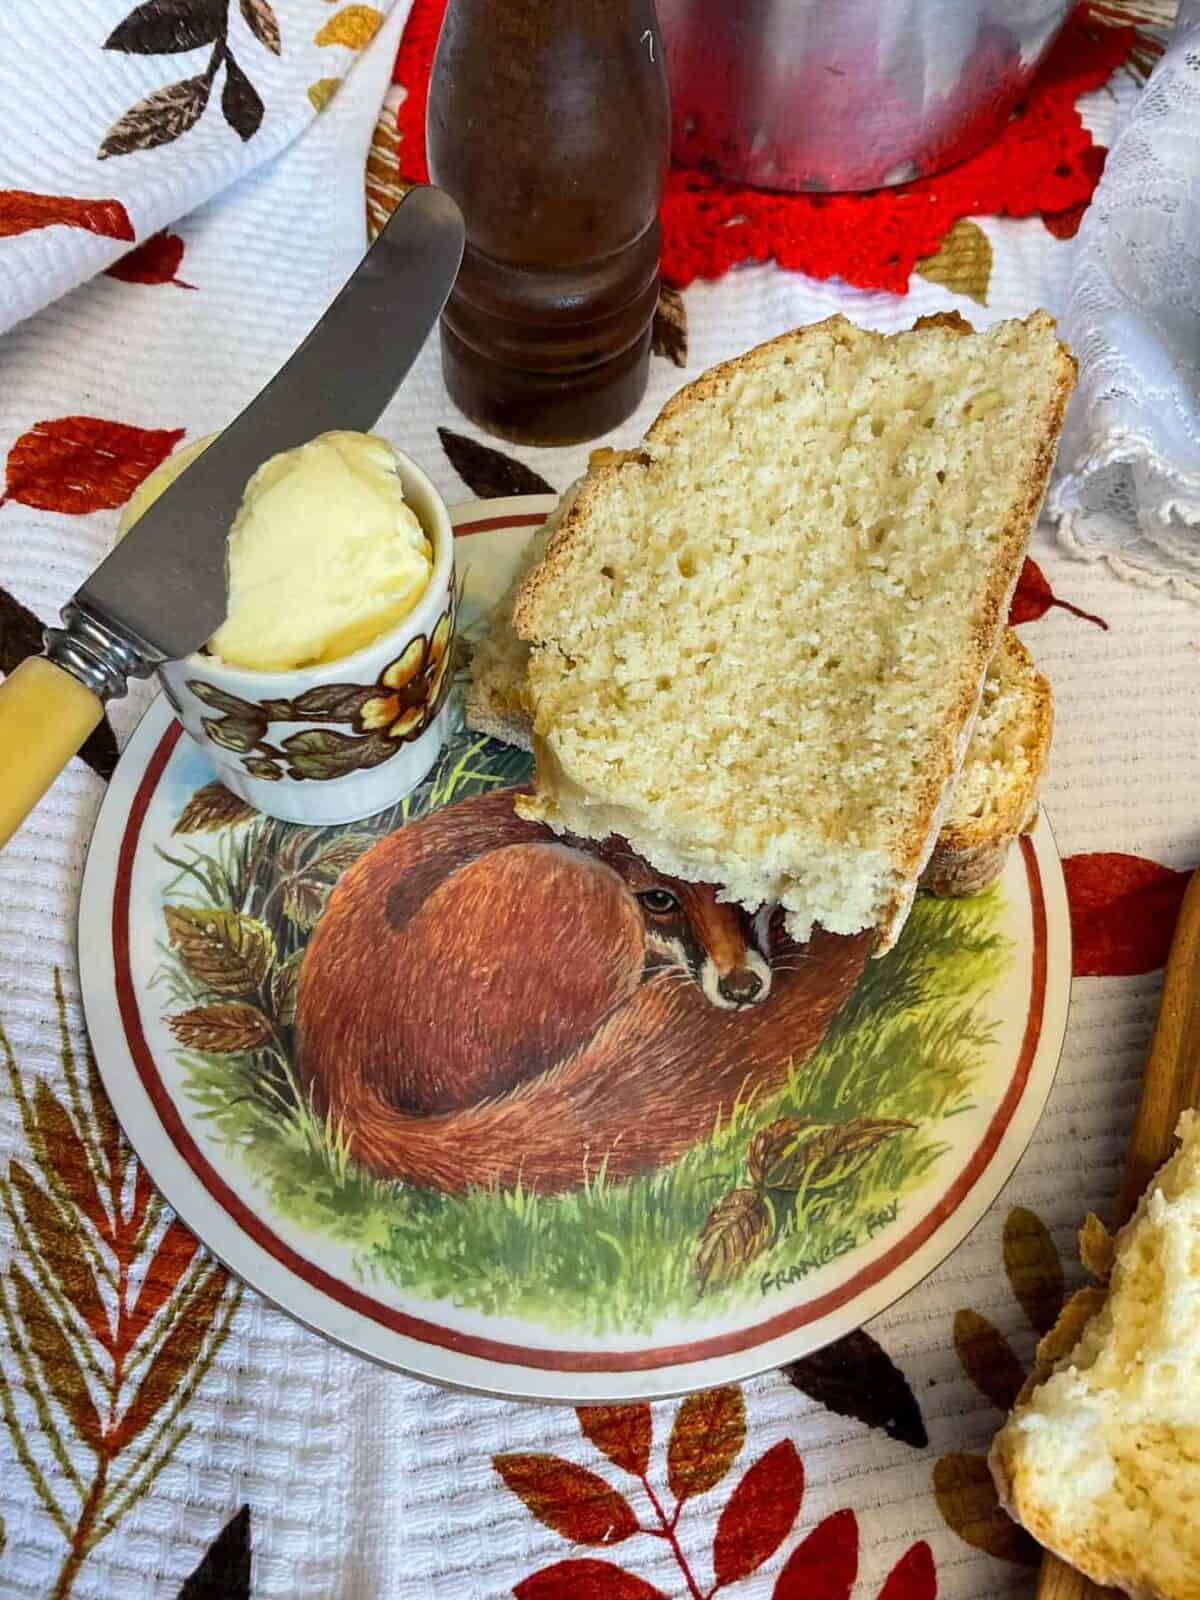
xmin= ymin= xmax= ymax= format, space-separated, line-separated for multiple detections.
xmin=79 ymin=495 xmax=1071 ymax=1402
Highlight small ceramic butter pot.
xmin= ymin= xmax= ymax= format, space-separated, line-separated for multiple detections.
xmin=159 ymin=450 xmax=456 ymax=827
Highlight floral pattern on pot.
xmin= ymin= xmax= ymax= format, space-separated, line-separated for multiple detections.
xmin=185 ymin=595 xmax=455 ymax=784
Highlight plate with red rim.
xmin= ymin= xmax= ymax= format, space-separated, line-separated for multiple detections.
xmin=78 ymin=493 xmax=1071 ymax=1402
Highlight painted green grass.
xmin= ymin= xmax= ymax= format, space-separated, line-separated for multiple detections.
xmin=156 ymin=718 xmax=1011 ymax=1335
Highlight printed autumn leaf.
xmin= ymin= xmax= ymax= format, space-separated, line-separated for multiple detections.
xmin=31 ymin=1077 xmax=110 ymax=1241
xmin=282 ymin=873 xmax=327 ymax=930
xmin=771 ymin=1508 xmax=858 ymax=1600
xmin=576 ymin=1404 xmax=652 ymax=1478
xmin=367 ymin=87 xmax=409 ymax=241
xmin=125 ymin=1217 xmax=199 ymax=1348
xmin=933 ymin=1452 xmax=1038 ymax=1565
xmin=0 ymin=189 xmax=134 ymax=242
xmin=782 ymin=1328 xmax=928 ymax=1450
xmin=1009 ymin=557 xmax=1107 ymax=629
xmin=748 ymin=1116 xmax=913 ymax=1194
xmin=174 ymin=781 xmax=257 ymax=835
xmin=239 ymin=0 xmax=281 ymax=55
xmin=1 ymin=416 xmax=185 ymax=515
xmin=0 ymin=585 xmax=119 ymax=780
xmin=7 ymin=1163 xmax=109 ymax=1351
xmin=105 ymin=0 xmax=223 ymax=55
xmin=493 ymin=1453 xmax=639 ymax=1546
xmin=666 ymin=1385 xmax=745 ymax=1502
xmin=308 ymin=77 xmax=341 ymax=112
xmin=168 ymin=1002 xmax=273 ymax=1054
xmin=99 ymin=74 xmax=213 ymax=159
xmin=316 ymin=3 xmax=384 ymax=47
xmin=438 ymin=427 xmax=557 ymax=500
xmin=954 ymin=1309 xmax=1027 ymax=1412
xmin=179 ymin=1504 xmax=252 ymax=1600
xmin=222 ymin=52 xmax=264 ymax=142
xmin=110 ymin=1266 xmax=228 ymax=1450
xmin=1004 ymin=1206 xmax=1065 ymax=1336
xmin=514 ymin=1561 xmax=667 ymax=1600
xmin=164 ymin=906 xmax=275 ymax=995
xmin=695 ymin=1187 xmax=772 ymax=1293
xmin=876 ymin=1541 xmax=937 ymax=1600
xmin=651 ymin=285 xmax=688 ymax=368
xmin=287 ymin=682 xmax=381 ymax=720
xmin=9 ymin=1264 xmax=105 ymax=1452
xmin=1064 ymin=852 xmax=1190 ymax=978
xmin=106 ymin=231 xmax=195 ymax=289
xmin=1043 ymin=146 xmax=1105 ymax=239
xmin=712 ymin=1439 xmax=805 ymax=1587
xmin=270 ymin=951 xmax=304 ymax=1027
xmin=914 ymin=219 xmax=993 ymax=307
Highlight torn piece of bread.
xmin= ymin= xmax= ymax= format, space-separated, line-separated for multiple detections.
xmin=990 ymin=1113 xmax=1200 ymax=1600
xmin=918 ymin=628 xmax=1052 ymax=897
xmin=510 ymin=312 xmax=1075 ymax=946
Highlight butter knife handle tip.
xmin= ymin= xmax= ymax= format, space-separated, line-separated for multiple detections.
xmin=0 ymin=657 xmax=104 ymax=850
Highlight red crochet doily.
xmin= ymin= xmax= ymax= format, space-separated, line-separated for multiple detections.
xmin=394 ymin=3 xmax=1135 ymax=295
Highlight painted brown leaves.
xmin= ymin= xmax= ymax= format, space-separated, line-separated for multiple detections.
xmin=174 ymin=780 xmax=257 ymax=835
xmin=107 ymin=231 xmax=195 ymax=289
xmin=1 ymin=416 xmax=185 ymax=515
xmin=1064 ymin=852 xmax=1191 ymax=978
xmin=438 ymin=427 xmax=556 ymax=500
xmin=1009 ymin=557 xmax=1107 ymax=630
xmin=933 ymin=1205 xmax=1063 ymax=1566
xmin=695 ymin=1117 xmax=912 ymax=1293
xmin=0 ymin=190 xmax=134 ymax=243
xmin=99 ymin=0 xmax=279 ymax=158
xmin=0 ymin=972 xmax=241 ymax=1595
xmin=502 ymin=1390 xmax=936 ymax=1600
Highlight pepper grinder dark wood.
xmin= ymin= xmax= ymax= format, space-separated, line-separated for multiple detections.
xmin=427 ymin=0 xmax=670 ymax=447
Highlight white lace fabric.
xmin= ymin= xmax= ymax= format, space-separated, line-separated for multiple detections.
xmin=1051 ymin=1 xmax=1200 ymax=601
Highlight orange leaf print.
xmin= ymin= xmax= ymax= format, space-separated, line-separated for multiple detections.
xmin=8 ymin=1163 xmax=111 ymax=1353
xmin=0 ymin=189 xmax=134 ymax=242
xmin=493 ymin=1454 xmax=639 ymax=1546
xmin=1064 ymin=852 xmax=1191 ymax=977
xmin=31 ymin=1079 xmax=111 ymax=1242
xmin=126 ymin=1216 xmax=199 ymax=1348
xmin=2 ymin=417 xmax=185 ymax=515
xmin=514 ymin=1561 xmax=667 ymax=1600
xmin=713 ymin=1439 xmax=805 ymax=1587
xmin=576 ymin=1404 xmax=652 ymax=1478
xmin=10 ymin=1265 xmax=104 ymax=1451
xmin=666 ymin=1385 xmax=745 ymax=1502
xmin=109 ymin=1266 xmax=226 ymax=1450
xmin=106 ymin=231 xmax=195 ymax=289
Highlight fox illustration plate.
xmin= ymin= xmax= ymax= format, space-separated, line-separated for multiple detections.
xmin=79 ymin=495 xmax=1071 ymax=1401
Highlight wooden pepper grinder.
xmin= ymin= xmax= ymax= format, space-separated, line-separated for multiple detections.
xmin=427 ymin=0 xmax=670 ymax=447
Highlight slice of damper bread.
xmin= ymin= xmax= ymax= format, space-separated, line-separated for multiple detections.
xmin=990 ymin=1112 xmax=1200 ymax=1600
xmin=512 ymin=312 xmax=1074 ymax=947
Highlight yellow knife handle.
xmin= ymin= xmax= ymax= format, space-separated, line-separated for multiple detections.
xmin=0 ymin=657 xmax=104 ymax=848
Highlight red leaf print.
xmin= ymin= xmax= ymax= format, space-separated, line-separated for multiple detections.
xmin=514 ymin=1559 xmax=667 ymax=1600
xmin=1043 ymin=145 xmax=1105 ymax=240
xmin=666 ymin=1386 xmax=745 ymax=1502
xmin=576 ymin=1405 xmax=652 ymax=1478
xmin=0 ymin=189 xmax=134 ymax=242
xmin=1064 ymin=853 xmax=1191 ymax=977
xmin=2 ymin=416 xmax=185 ymax=514
xmin=1009 ymin=558 xmax=1107 ymax=629
xmin=877 ymin=1541 xmax=937 ymax=1600
xmin=126 ymin=1215 xmax=199 ymax=1347
xmin=713 ymin=1439 xmax=805 ymax=1587
xmin=772 ymin=1509 xmax=858 ymax=1600
xmin=106 ymin=231 xmax=195 ymax=289
xmin=494 ymin=1454 xmax=639 ymax=1546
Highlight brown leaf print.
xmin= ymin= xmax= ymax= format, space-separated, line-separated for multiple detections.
xmin=1009 ymin=557 xmax=1108 ymax=629
xmin=106 ymin=231 xmax=195 ymax=288
xmin=493 ymin=1454 xmax=639 ymax=1546
xmin=1003 ymin=1206 xmax=1065 ymax=1336
xmin=712 ymin=1439 xmax=805 ymax=1587
xmin=221 ymin=51 xmax=264 ymax=141
xmin=438 ymin=427 xmax=556 ymax=499
xmin=651 ymin=284 xmax=688 ymax=367
xmin=1 ymin=417 xmax=185 ymax=514
xmin=953 ymin=1309 xmax=1027 ymax=1412
xmin=748 ymin=1116 xmax=912 ymax=1193
xmin=8 ymin=1265 xmax=104 ymax=1452
xmin=0 ymin=586 xmax=119 ymax=780
xmin=695 ymin=1188 xmax=772 ymax=1294
xmin=914 ymin=219 xmax=993 ymax=307
xmin=666 ymin=1385 xmax=745 ymax=1502
xmin=174 ymin=781 xmax=257 ymax=835
xmin=782 ymin=1328 xmax=928 ymax=1449
xmin=31 ymin=1078 xmax=110 ymax=1242
xmin=238 ymin=0 xmax=281 ymax=55
xmin=168 ymin=1003 xmax=273 ymax=1054
xmin=315 ymin=4 xmax=384 ymax=47
xmin=307 ymin=77 xmax=341 ymax=112
xmin=0 ymin=190 xmax=134 ymax=242
xmin=575 ymin=1404 xmax=652 ymax=1478
xmin=933 ymin=1453 xmax=1039 ymax=1565
xmin=179 ymin=1505 xmax=252 ymax=1600
xmin=514 ymin=1562 xmax=667 ymax=1600
xmin=105 ymin=0 xmax=221 ymax=54
xmin=110 ymin=1267 xmax=227 ymax=1450
xmin=270 ymin=951 xmax=303 ymax=1027
xmin=7 ymin=1164 xmax=110 ymax=1351
xmin=164 ymin=906 xmax=274 ymax=995
xmin=99 ymin=74 xmax=213 ymax=159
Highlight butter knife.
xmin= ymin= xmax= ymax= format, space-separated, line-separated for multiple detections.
xmin=0 ymin=184 xmax=465 ymax=848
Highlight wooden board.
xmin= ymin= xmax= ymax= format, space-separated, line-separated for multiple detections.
xmin=1036 ymin=867 xmax=1200 ymax=1599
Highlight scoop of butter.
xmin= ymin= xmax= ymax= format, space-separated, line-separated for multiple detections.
xmin=119 ymin=430 xmax=433 ymax=672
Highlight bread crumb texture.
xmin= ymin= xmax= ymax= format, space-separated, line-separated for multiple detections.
xmin=514 ymin=312 xmax=1073 ymax=943
xmin=991 ymin=1112 xmax=1200 ymax=1600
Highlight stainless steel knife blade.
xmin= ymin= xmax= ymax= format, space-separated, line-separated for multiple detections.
xmin=72 ymin=185 xmax=465 ymax=669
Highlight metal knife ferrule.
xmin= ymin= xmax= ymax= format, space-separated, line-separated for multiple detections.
xmin=44 ymin=604 xmax=156 ymax=705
